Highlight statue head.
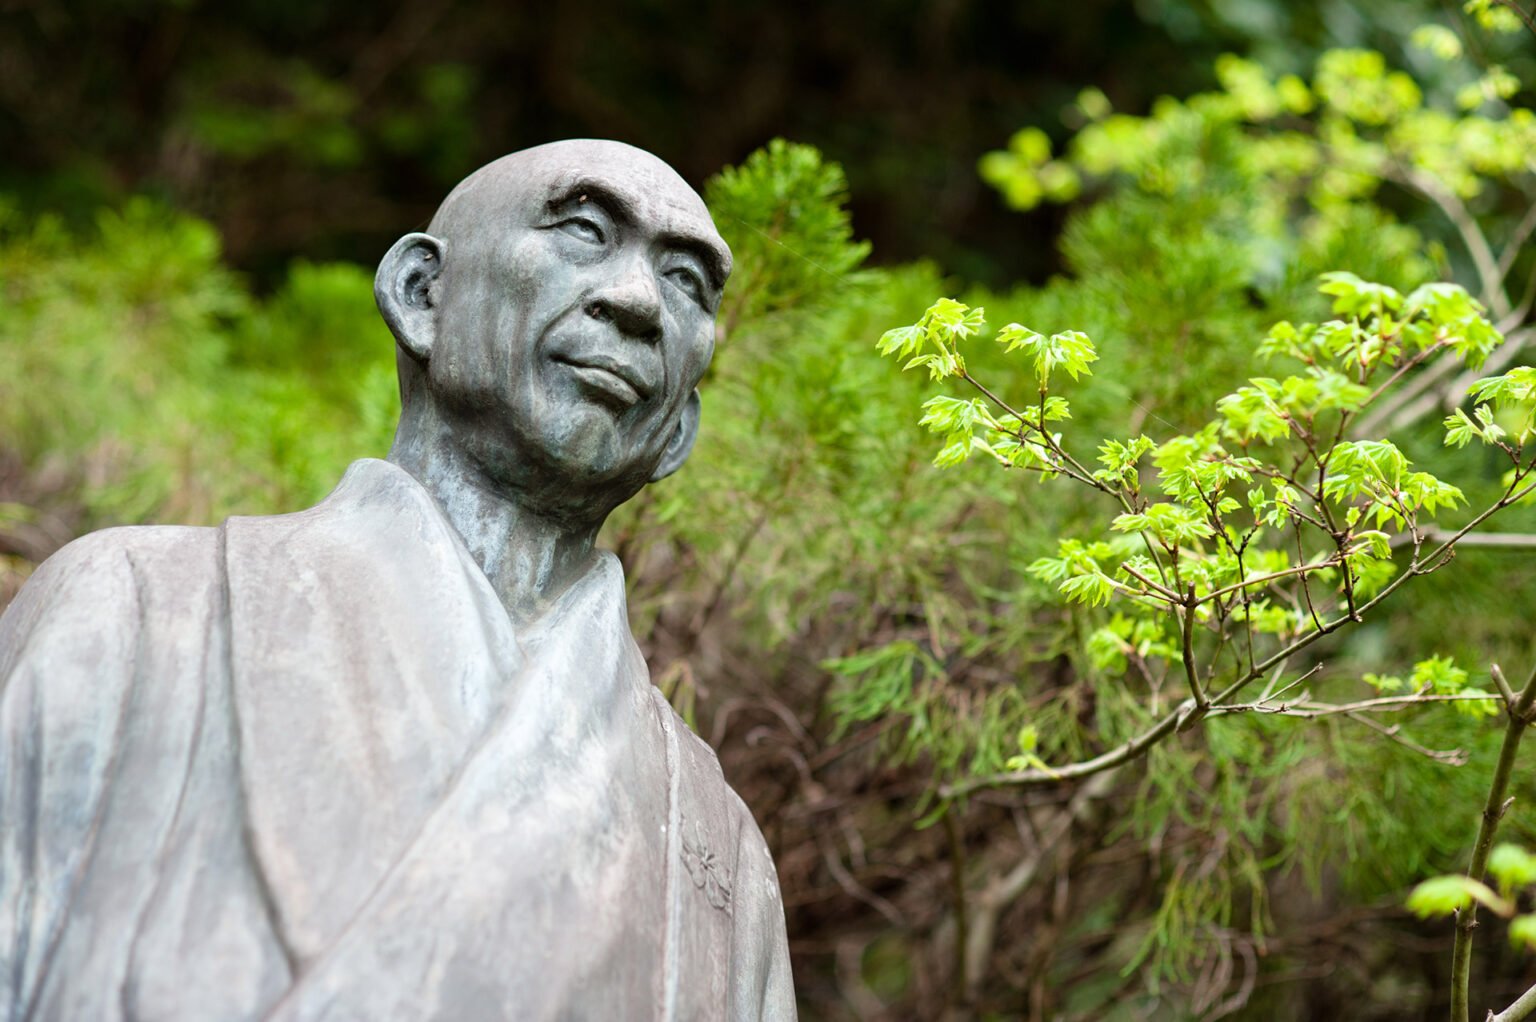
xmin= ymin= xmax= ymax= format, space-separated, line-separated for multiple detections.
xmin=375 ymin=140 xmax=731 ymax=524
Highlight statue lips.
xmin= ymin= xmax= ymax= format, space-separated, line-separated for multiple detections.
xmin=549 ymin=349 xmax=656 ymax=411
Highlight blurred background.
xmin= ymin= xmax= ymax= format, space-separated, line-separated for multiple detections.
xmin=3 ymin=0 xmax=1536 ymax=1018
xmin=1 ymin=0 xmax=1487 ymax=284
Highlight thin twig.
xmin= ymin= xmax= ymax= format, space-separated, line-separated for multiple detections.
xmin=1119 ymin=561 xmax=1182 ymax=602
xmin=1378 ymin=325 xmax=1534 ymax=436
xmin=960 ymin=371 xmax=1106 ymax=494
xmin=1198 ymin=559 xmax=1338 ymax=606
xmin=1492 ymin=664 xmax=1517 ymax=712
xmin=1496 ymin=200 xmax=1536 ymax=283
xmin=1181 ymin=584 xmax=1208 ymax=713
xmin=1451 ymin=661 xmax=1536 ymax=1022
xmin=1490 ymin=975 xmax=1536 ymax=1022
xmin=1394 ymin=165 xmax=1510 ymax=320
xmin=1340 ymin=711 xmax=1467 ymax=765
xmin=1392 ymin=528 xmax=1536 ymax=550
xmin=1360 ymin=340 xmax=1449 ymax=414
xmin=1212 ymin=691 xmax=1501 ymax=717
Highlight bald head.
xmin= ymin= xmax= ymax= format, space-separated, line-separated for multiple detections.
xmin=428 ymin=140 xmax=731 ymax=285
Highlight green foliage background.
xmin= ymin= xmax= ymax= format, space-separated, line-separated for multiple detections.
xmin=4 ymin=2 xmax=1536 ymax=1019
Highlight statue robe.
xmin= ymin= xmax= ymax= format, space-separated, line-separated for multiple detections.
xmin=0 ymin=459 xmax=795 ymax=1021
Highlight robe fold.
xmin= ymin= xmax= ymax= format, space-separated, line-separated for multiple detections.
xmin=0 ymin=459 xmax=795 ymax=1021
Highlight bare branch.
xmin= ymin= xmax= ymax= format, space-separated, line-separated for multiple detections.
xmin=1354 ymin=347 xmax=1463 ymax=439
xmin=1393 ymin=528 xmax=1536 ymax=550
xmin=1496 ymin=200 xmax=1536 ymax=283
xmin=1119 ymin=561 xmax=1182 ymax=602
xmin=1376 ymin=325 xmax=1534 ymax=436
xmin=1181 ymin=584 xmax=1208 ymax=712
xmin=1493 ymin=664 xmax=1518 ymax=711
xmin=1393 ymin=165 xmax=1510 ymax=320
xmin=1490 ymin=976 xmax=1536 ymax=1022
xmin=1452 ymin=661 xmax=1536 ymax=1022
xmin=1212 ymin=691 xmax=1501 ymax=717
xmin=1198 ymin=559 xmax=1339 ymax=606
xmin=1340 ymin=711 xmax=1467 ymax=766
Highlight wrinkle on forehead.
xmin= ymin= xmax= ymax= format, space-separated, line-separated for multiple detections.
xmin=427 ymin=139 xmax=731 ymax=278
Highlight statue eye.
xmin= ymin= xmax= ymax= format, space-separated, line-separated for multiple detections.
xmin=666 ymin=267 xmax=706 ymax=305
xmin=558 ymin=217 xmax=605 ymax=244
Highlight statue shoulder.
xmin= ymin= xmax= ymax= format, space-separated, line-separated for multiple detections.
xmin=2 ymin=524 xmax=224 ymax=698
xmin=5 ymin=524 xmax=219 ymax=627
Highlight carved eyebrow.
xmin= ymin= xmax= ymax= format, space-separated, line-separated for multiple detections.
xmin=657 ymin=229 xmax=728 ymax=295
xmin=547 ymin=177 xmax=730 ymax=293
xmin=547 ymin=180 xmax=628 ymax=225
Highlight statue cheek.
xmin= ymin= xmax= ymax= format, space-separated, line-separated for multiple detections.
xmin=682 ymin=328 xmax=715 ymax=383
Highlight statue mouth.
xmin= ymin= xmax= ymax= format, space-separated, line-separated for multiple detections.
xmin=550 ymin=353 xmax=653 ymax=408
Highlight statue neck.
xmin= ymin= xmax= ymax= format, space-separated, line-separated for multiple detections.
xmin=386 ymin=412 xmax=604 ymax=626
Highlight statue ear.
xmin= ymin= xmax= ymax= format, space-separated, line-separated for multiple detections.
xmin=650 ymin=390 xmax=702 ymax=483
xmin=375 ymin=233 xmax=446 ymax=363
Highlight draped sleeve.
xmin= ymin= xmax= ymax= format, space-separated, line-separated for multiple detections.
xmin=1 ymin=530 xmax=151 ymax=1019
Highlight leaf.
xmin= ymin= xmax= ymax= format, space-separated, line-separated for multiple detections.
xmin=1318 ymin=271 xmax=1402 ymax=317
xmin=918 ymin=395 xmax=988 ymax=436
xmin=1363 ymin=672 xmax=1404 ymax=692
xmin=1323 ymin=440 xmax=1413 ymax=506
xmin=924 ymin=297 xmax=986 ymax=340
xmin=1512 ymin=914 xmax=1536 ymax=950
xmin=1410 ymin=24 xmax=1463 ymax=61
xmin=1408 ymin=875 xmax=1512 ymax=918
xmin=1217 ymin=379 xmax=1291 ymax=443
xmin=1452 ymin=687 xmax=1501 ymax=718
xmin=1000 ymin=323 xmax=1098 ymax=386
xmin=1411 ymin=654 xmax=1469 ymax=695
xmin=1093 ymin=435 xmax=1156 ymax=487
xmin=1060 ymin=572 xmax=1116 ymax=608
xmin=877 ymin=324 xmax=924 ymax=359
xmin=1490 ymin=845 xmax=1536 ymax=893
xmin=1087 ymin=624 xmax=1131 ymax=673
xmin=1112 ymin=503 xmax=1215 ymax=545
xmin=1444 ymin=408 xmax=1480 ymax=448
xmin=932 ymin=433 xmax=977 ymax=468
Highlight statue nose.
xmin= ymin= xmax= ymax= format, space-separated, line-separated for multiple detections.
xmin=585 ymin=260 xmax=663 ymax=343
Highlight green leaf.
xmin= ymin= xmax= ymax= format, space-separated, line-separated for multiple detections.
xmin=1410 ymin=24 xmax=1463 ymax=61
xmin=1112 ymin=503 xmax=1215 ymax=545
xmin=1363 ymin=672 xmax=1404 ymax=692
xmin=1444 ymin=408 xmax=1481 ymax=448
xmin=1452 ymin=687 xmax=1501 ymax=718
xmin=1408 ymin=875 xmax=1512 ymax=918
xmin=1000 ymin=323 xmax=1098 ymax=386
xmin=1466 ymin=0 xmax=1526 ymax=33
xmin=1319 ymin=271 xmax=1402 ymax=317
xmin=1217 ymin=379 xmax=1291 ymax=443
xmin=924 ymin=297 xmax=986 ymax=341
xmin=1411 ymin=654 xmax=1469 ymax=695
xmin=1092 ymin=435 xmax=1156 ymax=487
xmin=932 ymin=432 xmax=977 ymax=468
xmin=1490 ymin=845 xmax=1536 ymax=893
xmin=1512 ymin=914 xmax=1536 ymax=950
xmin=918 ymin=395 xmax=989 ymax=436
xmin=1060 ymin=572 xmax=1117 ymax=608
xmin=877 ymin=324 xmax=924 ymax=359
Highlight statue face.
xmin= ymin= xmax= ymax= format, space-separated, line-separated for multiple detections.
xmin=424 ymin=142 xmax=730 ymax=515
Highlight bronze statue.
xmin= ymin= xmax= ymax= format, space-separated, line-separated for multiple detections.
xmin=0 ymin=140 xmax=795 ymax=1020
